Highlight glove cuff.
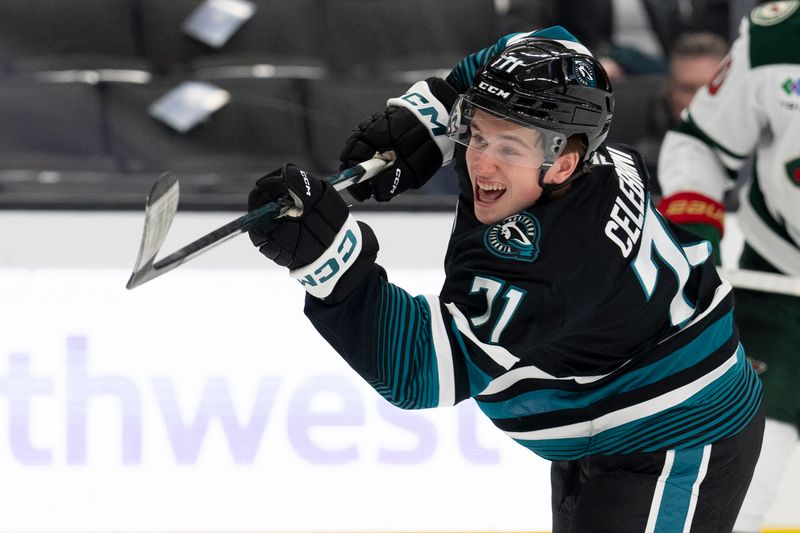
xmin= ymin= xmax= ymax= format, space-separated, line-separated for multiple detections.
xmin=657 ymin=192 xmax=725 ymax=236
xmin=290 ymin=214 xmax=363 ymax=299
xmin=387 ymin=78 xmax=456 ymax=164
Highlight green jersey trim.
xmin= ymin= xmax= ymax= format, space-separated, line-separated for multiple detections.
xmin=677 ymin=114 xmax=749 ymax=163
xmin=747 ymin=165 xmax=796 ymax=244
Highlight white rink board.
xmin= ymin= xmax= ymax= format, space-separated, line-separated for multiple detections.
xmin=0 ymin=210 xmax=797 ymax=532
xmin=0 ymin=268 xmax=551 ymax=532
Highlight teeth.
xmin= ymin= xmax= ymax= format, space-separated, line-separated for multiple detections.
xmin=478 ymin=182 xmax=506 ymax=191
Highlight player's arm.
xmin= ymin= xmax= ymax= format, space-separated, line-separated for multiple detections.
xmin=246 ymin=164 xmax=495 ymax=409
xmin=657 ymin=17 xmax=765 ymax=261
xmin=303 ymin=270 xmax=475 ymax=409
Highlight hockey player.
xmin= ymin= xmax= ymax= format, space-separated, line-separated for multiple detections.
xmin=657 ymin=2 xmax=800 ymax=532
xmin=248 ymin=27 xmax=764 ymax=532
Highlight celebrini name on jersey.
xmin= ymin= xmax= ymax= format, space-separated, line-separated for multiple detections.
xmin=604 ymin=146 xmax=647 ymax=258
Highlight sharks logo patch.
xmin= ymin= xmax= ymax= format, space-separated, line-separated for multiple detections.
xmin=485 ymin=212 xmax=541 ymax=262
xmin=573 ymin=58 xmax=597 ymax=87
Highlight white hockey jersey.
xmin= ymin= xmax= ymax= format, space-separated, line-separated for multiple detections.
xmin=658 ymin=1 xmax=800 ymax=275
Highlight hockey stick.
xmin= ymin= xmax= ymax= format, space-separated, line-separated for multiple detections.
xmin=720 ymin=268 xmax=800 ymax=297
xmin=126 ymin=152 xmax=395 ymax=289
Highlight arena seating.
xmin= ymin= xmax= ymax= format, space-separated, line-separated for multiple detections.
xmin=0 ymin=0 xmax=665 ymax=209
xmin=137 ymin=0 xmax=326 ymax=75
xmin=321 ymin=0 xmax=499 ymax=76
xmin=101 ymin=76 xmax=310 ymax=176
xmin=0 ymin=0 xmax=148 ymax=74
xmin=0 ymin=79 xmax=116 ymax=172
xmin=304 ymin=77 xmax=413 ymax=172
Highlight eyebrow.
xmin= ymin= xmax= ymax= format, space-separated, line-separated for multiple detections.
xmin=497 ymin=133 xmax=533 ymax=148
xmin=472 ymin=122 xmax=535 ymax=149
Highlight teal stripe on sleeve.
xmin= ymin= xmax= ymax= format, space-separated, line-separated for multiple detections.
xmin=448 ymin=32 xmax=525 ymax=91
xmin=373 ymin=282 xmax=441 ymax=409
xmin=448 ymin=27 xmax=582 ymax=91
xmin=529 ymin=25 xmax=581 ymax=43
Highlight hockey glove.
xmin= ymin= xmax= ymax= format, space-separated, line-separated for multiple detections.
xmin=340 ymin=77 xmax=458 ymax=202
xmin=248 ymin=164 xmax=378 ymax=300
xmin=657 ymin=192 xmax=724 ymax=265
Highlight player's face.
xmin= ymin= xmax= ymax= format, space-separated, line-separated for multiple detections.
xmin=465 ymin=110 xmax=547 ymax=224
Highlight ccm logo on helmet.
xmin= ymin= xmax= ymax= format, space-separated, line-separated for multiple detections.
xmin=478 ymin=81 xmax=511 ymax=99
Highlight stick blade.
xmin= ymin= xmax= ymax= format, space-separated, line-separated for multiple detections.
xmin=126 ymin=172 xmax=180 ymax=289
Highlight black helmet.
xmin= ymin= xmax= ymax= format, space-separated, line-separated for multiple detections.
xmin=448 ymin=36 xmax=614 ymax=166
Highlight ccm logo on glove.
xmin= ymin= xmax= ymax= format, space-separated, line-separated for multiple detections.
xmin=390 ymin=168 xmax=402 ymax=195
xmin=338 ymin=77 xmax=458 ymax=202
xmin=291 ymin=216 xmax=363 ymax=299
xmin=388 ymin=80 xmax=454 ymax=161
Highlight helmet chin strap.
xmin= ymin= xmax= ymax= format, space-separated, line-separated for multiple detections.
xmin=536 ymin=161 xmax=590 ymax=201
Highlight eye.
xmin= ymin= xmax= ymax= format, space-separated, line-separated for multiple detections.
xmin=500 ymin=145 xmax=520 ymax=157
xmin=470 ymin=132 xmax=487 ymax=147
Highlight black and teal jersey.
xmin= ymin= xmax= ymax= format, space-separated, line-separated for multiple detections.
xmin=304 ymin=143 xmax=762 ymax=461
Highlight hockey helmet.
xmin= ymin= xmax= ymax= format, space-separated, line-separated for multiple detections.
xmin=447 ymin=36 xmax=614 ymax=169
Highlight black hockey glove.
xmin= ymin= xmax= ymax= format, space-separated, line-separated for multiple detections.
xmin=340 ymin=77 xmax=458 ymax=202
xmin=248 ymin=164 xmax=378 ymax=300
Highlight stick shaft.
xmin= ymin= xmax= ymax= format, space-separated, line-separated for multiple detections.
xmin=126 ymin=154 xmax=393 ymax=289
xmin=721 ymin=268 xmax=800 ymax=297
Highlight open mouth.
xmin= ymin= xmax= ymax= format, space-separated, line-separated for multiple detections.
xmin=475 ymin=181 xmax=507 ymax=204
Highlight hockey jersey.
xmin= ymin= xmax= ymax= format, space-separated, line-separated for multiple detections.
xmin=303 ymin=27 xmax=762 ymax=462
xmin=305 ymin=143 xmax=761 ymax=461
xmin=658 ymin=1 xmax=800 ymax=275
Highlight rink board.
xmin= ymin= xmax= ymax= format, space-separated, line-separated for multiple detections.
xmin=0 ymin=210 xmax=796 ymax=532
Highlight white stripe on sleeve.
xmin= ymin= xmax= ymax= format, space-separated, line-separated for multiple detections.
xmin=423 ymin=295 xmax=456 ymax=407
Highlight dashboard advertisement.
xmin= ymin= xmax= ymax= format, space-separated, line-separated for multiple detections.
xmin=0 ymin=266 xmax=551 ymax=532
xmin=0 ymin=211 xmax=797 ymax=532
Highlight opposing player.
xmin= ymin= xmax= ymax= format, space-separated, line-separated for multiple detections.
xmin=657 ymin=3 xmax=800 ymax=532
xmin=248 ymin=27 xmax=764 ymax=532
